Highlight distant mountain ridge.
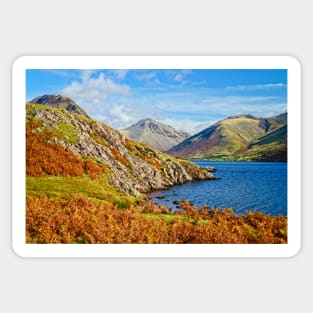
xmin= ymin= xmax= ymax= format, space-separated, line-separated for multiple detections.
xmin=167 ymin=113 xmax=287 ymax=161
xmin=120 ymin=118 xmax=190 ymax=151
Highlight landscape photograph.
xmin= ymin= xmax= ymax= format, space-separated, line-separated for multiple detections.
xmin=25 ymin=68 xmax=288 ymax=244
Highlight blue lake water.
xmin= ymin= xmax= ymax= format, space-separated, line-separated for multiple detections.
xmin=150 ymin=161 xmax=287 ymax=216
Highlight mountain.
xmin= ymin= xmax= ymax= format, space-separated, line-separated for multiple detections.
xmin=240 ymin=124 xmax=287 ymax=161
xmin=29 ymin=94 xmax=89 ymax=117
xmin=120 ymin=118 xmax=190 ymax=151
xmin=167 ymin=113 xmax=287 ymax=161
xmin=267 ymin=112 xmax=287 ymax=131
xmin=248 ymin=124 xmax=287 ymax=149
xmin=26 ymin=96 xmax=214 ymax=205
xmin=167 ymin=114 xmax=269 ymax=158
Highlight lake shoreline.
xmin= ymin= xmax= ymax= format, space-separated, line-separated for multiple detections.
xmin=150 ymin=160 xmax=287 ymax=216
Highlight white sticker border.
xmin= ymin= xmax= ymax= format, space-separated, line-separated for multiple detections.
xmin=12 ymin=56 xmax=301 ymax=258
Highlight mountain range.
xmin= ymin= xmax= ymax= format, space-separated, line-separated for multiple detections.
xmin=167 ymin=113 xmax=287 ymax=161
xmin=120 ymin=118 xmax=190 ymax=151
xmin=120 ymin=112 xmax=287 ymax=162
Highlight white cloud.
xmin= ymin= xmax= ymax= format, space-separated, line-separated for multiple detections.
xmin=61 ymin=71 xmax=133 ymax=127
xmin=159 ymin=118 xmax=215 ymax=135
xmin=166 ymin=69 xmax=192 ymax=82
xmin=198 ymin=96 xmax=286 ymax=116
xmin=45 ymin=69 xmax=79 ymax=78
xmin=163 ymin=96 xmax=286 ymax=115
xmin=154 ymin=95 xmax=286 ymax=132
xmin=203 ymin=101 xmax=287 ymax=118
xmin=182 ymin=69 xmax=192 ymax=75
xmin=104 ymin=105 xmax=137 ymax=129
xmin=191 ymin=80 xmax=208 ymax=86
xmin=59 ymin=71 xmax=286 ymax=134
xmin=174 ymin=74 xmax=183 ymax=82
xmin=60 ymin=71 xmax=169 ymax=130
xmin=136 ymin=71 xmax=157 ymax=81
xmin=62 ymin=72 xmax=130 ymax=98
xmin=112 ymin=69 xmax=128 ymax=80
xmin=225 ymin=83 xmax=286 ymax=91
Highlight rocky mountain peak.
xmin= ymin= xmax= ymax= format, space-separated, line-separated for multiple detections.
xmin=29 ymin=94 xmax=89 ymax=117
xmin=121 ymin=118 xmax=190 ymax=151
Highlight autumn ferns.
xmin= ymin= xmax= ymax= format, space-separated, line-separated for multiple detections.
xmin=26 ymin=120 xmax=108 ymax=179
xmin=26 ymin=197 xmax=287 ymax=244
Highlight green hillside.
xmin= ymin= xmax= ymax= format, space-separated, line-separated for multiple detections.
xmin=248 ymin=125 xmax=287 ymax=148
xmin=235 ymin=125 xmax=287 ymax=161
xmin=167 ymin=113 xmax=287 ymax=161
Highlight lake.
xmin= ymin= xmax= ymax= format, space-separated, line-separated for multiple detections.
xmin=150 ymin=161 xmax=287 ymax=216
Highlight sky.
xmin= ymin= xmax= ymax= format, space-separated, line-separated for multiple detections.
xmin=26 ymin=69 xmax=287 ymax=134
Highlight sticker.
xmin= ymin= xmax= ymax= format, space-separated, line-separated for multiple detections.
xmin=12 ymin=56 xmax=301 ymax=257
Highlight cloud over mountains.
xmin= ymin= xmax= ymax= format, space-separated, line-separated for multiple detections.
xmin=36 ymin=69 xmax=289 ymax=133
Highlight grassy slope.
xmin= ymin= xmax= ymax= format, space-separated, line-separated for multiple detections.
xmin=27 ymin=175 xmax=140 ymax=208
xmin=232 ymin=125 xmax=287 ymax=161
xmin=212 ymin=117 xmax=265 ymax=153
xmin=248 ymin=125 xmax=287 ymax=148
xmin=267 ymin=113 xmax=287 ymax=131
xmin=234 ymin=143 xmax=287 ymax=161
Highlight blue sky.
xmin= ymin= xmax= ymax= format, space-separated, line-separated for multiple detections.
xmin=26 ymin=69 xmax=287 ymax=134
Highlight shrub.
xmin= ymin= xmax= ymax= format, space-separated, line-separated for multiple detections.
xmin=84 ymin=159 xmax=108 ymax=179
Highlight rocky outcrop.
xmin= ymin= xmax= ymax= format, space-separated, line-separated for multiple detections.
xmin=27 ymin=102 xmax=214 ymax=197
